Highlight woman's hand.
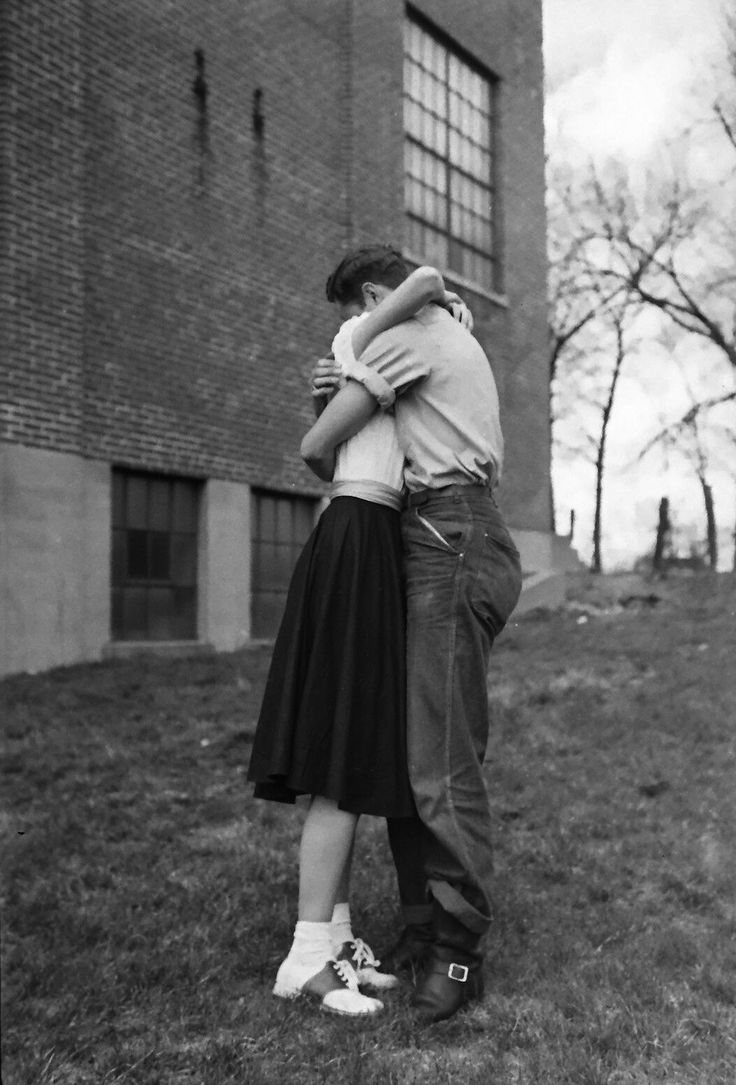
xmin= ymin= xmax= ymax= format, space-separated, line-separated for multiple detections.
xmin=310 ymin=356 xmax=342 ymax=399
xmin=442 ymin=291 xmax=474 ymax=332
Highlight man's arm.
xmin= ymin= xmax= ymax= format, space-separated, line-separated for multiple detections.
xmin=351 ymin=267 xmax=472 ymax=358
xmin=310 ymin=271 xmax=474 ymax=406
xmin=350 ymin=266 xmax=444 ymax=357
xmin=300 ymin=380 xmax=377 ymax=481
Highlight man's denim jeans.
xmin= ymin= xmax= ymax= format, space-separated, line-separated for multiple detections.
xmin=388 ymin=487 xmax=522 ymax=936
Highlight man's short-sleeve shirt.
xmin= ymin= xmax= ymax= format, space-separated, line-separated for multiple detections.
xmin=354 ymin=306 xmax=504 ymax=493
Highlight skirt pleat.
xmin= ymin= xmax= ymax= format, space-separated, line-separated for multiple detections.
xmin=247 ymin=497 xmax=414 ymax=818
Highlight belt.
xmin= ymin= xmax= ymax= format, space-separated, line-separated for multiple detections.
xmin=404 ymin=483 xmax=491 ymax=510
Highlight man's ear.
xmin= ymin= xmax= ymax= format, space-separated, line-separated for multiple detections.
xmin=361 ymin=281 xmax=379 ymax=307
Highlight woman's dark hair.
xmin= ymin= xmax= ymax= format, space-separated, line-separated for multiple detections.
xmin=325 ymin=245 xmax=409 ymax=305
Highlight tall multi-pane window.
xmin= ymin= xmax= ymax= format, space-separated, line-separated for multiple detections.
xmin=111 ymin=469 xmax=200 ymax=641
xmin=250 ymin=490 xmax=318 ymax=638
xmin=403 ymin=13 xmax=499 ymax=292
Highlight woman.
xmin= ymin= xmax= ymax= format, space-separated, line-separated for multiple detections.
xmin=248 ymin=247 xmax=469 ymax=1016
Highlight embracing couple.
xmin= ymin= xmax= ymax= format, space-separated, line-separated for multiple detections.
xmin=247 ymin=245 xmax=523 ymax=1024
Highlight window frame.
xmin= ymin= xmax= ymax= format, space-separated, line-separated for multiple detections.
xmin=111 ymin=468 xmax=201 ymax=642
xmin=250 ymin=488 xmax=320 ymax=639
xmin=403 ymin=8 xmax=502 ymax=295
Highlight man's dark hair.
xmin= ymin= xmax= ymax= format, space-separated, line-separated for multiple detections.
xmin=325 ymin=245 xmax=409 ymax=305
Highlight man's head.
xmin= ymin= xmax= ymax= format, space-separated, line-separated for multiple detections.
xmin=325 ymin=245 xmax=409 ymax=319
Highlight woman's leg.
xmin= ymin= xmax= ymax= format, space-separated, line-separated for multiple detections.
xmin=274 ymin=796 xmax=383 ymax=1015
xmin=298 ymin=796 xmax=357 ymax=920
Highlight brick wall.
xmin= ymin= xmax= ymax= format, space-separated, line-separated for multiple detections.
xmin=1 ymin=0 xmax=86 ymax=455
xmin=3 ymin=0 xmax=550 ymax=529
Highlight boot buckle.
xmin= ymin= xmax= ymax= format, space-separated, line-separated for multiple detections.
xmin=447 ymin=963 xmax=469 ymax=983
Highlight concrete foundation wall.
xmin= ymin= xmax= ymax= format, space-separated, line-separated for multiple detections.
xmin=511 ymin=526 xmax=582 ymax=614
xmin=0 ymin=446 xmax=256 ymax=675
xmin=0 ymin=442 xmax=578 ymax=674
xmin=0 ymin=443 xmax=110 ymax=674
xmin=199 ymin=479 xmax=252 ymax=651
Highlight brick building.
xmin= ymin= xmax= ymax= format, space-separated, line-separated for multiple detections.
xmin=1 ymin=0 xmax=566 ymax=677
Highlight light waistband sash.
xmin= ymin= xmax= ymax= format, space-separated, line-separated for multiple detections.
xmin=330 ymin=478 xmax=402 ymax=511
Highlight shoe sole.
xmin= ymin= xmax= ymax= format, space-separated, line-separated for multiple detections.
xmin=273 ymin=983 xmax=383 ymax=1018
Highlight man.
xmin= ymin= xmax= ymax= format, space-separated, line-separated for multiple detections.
xmin=304 ymin=245 xmax=523 ymax=1023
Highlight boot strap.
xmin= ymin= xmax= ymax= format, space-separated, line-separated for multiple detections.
xmin=429 ymin=961 xmax=470 ymax=983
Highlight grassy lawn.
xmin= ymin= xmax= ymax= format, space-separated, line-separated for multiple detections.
xmin=2 ymin=572 xmax=736 ymax=1084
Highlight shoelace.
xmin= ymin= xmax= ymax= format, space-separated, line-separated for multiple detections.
xmin=332 ymin=957 xmax=360 ymax=991
xmin=350 ymin=938 xmax=381 ymax=970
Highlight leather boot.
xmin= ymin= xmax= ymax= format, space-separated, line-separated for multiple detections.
xmin=381 ymin=920 xmax=433 ymax=974
xmin=413 ymin=905 xmax=484 ymax=1023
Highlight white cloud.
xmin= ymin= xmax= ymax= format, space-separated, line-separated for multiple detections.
xmin=543 ymin=0 xmax=724 ymax=163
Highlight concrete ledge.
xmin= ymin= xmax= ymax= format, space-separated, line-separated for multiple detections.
xmin=515 ymin=569 xmax=566 ymax=614
xmin=102 ymin=641 xmax=216 ymax=660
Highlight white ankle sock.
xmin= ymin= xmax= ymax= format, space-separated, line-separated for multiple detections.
xmin=286 ymin=920 xmax=333 ymax=972
xmin=331 ymin=902 xmax=355 ymax=953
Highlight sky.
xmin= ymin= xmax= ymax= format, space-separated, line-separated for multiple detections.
xmin=541 ymin=0 xmax=735 ymax=570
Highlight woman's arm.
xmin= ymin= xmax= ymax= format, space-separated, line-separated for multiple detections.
xmin=350 ymin=266 xmax=446 ymax=358
xmin=300 ymin=380 xmax=377 ymax=481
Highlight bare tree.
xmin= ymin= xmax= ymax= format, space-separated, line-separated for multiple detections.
xmin=547 ymin=164 xmax=629 ymax=536
xmin=636 ymin=356 xmax=735 ymax=571
xmin=590 ymin=306 xmax=629 ymax=573
xmin=714 ymin=11 xmax=736 ymax=154
xmin=546 ymin=14 xmax=736 ymax=563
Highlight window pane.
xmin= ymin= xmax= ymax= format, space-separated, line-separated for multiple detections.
xmin=408 ymin=58 xmax=422 ymax=100
xmin=127 ymin=529 xmax=148 ymax=578
xmin=172 ymin=587 xmax=197 ymax=640
xmin=406 ymin=215 xmax=425 ymax=255
xmin=252 ymin=592 xmax=288 ymax=640
xmin=275 ymin=496 xmax=293 ymax=540
xmin=111 ymin=588 xmax=124 ymax=640
xmin=171 ymin=533 xmax=197 ymax=585
xmin=429 ymin=73 xmax=445 ymax=118
xmin=404 ymin=19 xmax=421 ymax=62
xmin=293 ymin=500 xmax=315 ymax=541
xmin=429 ymin=37 xmax=446 ymax=80
xmin=121 ymin=587 xmax=147 ymax=640
xmin=275 ymin=542 xmax=297 ymax=584
xmin=112 ymin=472 xmax=125 ymax=527
xmin=112 ymin=528 xmax=126 ymax=585
xmin=417 ymin=223 xmax=449 ymax=268
xmin=255 ymin=494 xmax=276 ymax=541
xmin=127 ymin=476 xmax=148 ymax=529
xmin=404 ymin=97 xmax=423 ymax=143
xmin=147 ymin=587 xmax=174 ymax=641
xmin=172 ymin=480 xmax=198 ymax=532
xmin=149 ymin=478 xmax=171 ymax=531
xmin=423 ymin=112 xmax=446 ymax=155
xmin=255 ymin=540 xmax=279 ymax=591
xmin=149 ymin=531 xmax=170 ymax=580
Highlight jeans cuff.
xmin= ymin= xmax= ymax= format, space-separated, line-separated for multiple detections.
xmin=428 ymin=879 xmax=490 ymax=935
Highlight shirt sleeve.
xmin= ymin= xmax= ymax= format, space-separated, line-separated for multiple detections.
xmin=332 ymin=318 xmax=396 ymax=409
xmin=357 ymin=326 xmax=430 ymax=405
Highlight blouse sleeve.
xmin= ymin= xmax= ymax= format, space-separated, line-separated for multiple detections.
xmin=332 ymin=318 xmax=396 ymax=409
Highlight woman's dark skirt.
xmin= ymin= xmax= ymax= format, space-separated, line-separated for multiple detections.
xmin=247 ymin=496 xmax=414 ymax=818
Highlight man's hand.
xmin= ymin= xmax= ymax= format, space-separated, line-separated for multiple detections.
xmin=442 ymin=291 xmax=474 ymax=333
xmin=310 ymin=355 xmax=342 ymax=399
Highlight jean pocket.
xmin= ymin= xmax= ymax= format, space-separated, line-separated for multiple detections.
xmin=413 ymin=510 xmax=467 ymax=555
xmin=471 ymin=534 xmax=523 ymax=636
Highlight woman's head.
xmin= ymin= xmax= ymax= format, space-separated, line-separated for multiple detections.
xmin=325 ymin=245 xmax=409 ymax=314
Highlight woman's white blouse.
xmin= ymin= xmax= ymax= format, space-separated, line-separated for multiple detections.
xmin=330 ymin=315 xmax=404 ymax=495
